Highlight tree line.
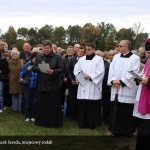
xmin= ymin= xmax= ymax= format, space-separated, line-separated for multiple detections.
xmin=0 ymin=22 xmax=149 ymax=51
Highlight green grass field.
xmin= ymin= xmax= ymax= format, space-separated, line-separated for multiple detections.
xmin=0 ymin=109 xmax=136 ymax=150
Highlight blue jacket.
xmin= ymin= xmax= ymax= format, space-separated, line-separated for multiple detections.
xmin=20 ymin=60 xmax=38 ymax=88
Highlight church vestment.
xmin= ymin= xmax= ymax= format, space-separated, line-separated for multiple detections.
xmin=108 ymin=52 xmax=140 ymax=136
xmin=133 ymin=59 xmax=150 ymax=150
xmin=33 ymin=52 xmax=64 ymax=128
xmin=74 ymin=54 xmax=104 ymax=129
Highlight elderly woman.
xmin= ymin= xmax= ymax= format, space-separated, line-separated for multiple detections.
xmin=8 ymin=50 xmax=23 ymax=112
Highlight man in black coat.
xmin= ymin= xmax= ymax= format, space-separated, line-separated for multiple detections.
xmin=33 ymin=40 xmax=64 ymax=128
xmin=67 ymin=46 xmax=86 ymax=120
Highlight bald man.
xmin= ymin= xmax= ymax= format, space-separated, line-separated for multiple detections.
xmin=74 ymin=44 xmax=80 ymax=54
xmin=20 ymin=42 xmax=31 ymax=114
xmin=138 ymin=47 xmax=146 ymax=64
xmin=108 ymin=50 xmax=116 ymax=62
xmin=95 ymin=50 xmax=104 ymax=57
xmin=108 ymin=40 xmax=140 ymax=136
xmin=20 ymin=43 xmax=31 ymax=62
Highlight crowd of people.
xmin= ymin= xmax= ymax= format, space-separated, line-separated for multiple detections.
xmin=0 ymin=38 xmax=150 ymax=150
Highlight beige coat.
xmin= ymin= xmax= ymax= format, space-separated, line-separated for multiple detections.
xmin=8 ymin=59 xmax=23 ymax=94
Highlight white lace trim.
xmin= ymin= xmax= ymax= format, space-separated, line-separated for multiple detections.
xmin=133 ymin=101 xmax=150 ymax=119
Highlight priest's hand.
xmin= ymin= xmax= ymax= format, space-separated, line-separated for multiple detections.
xmin=141 ymin=77 xmax=148 ymax=85
xmin=85 ymin=74 xmax=91 ymax=80
xmin=112 ymin=80 xmax=120 ymax=88
xmin=47 ymin=69 xmax=54 ymax=75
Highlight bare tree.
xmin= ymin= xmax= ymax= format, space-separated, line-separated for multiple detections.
xmin=132 ymin=22 xmax=144 ymax=36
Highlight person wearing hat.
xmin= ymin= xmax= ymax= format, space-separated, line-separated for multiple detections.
xmin=133 ymin=38 xmax=150 ymax=150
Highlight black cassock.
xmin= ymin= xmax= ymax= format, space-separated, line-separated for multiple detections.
xmin=33 ymin=52 xmax=64 ymax=128
xmin=35 ymin=91 xmax=63 ymax=128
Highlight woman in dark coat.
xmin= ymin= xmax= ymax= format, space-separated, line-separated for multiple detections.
xmin=0 ymin=41 xmax=9 ymax=113
xmin=33 ymin=40 xmax=64 ymax=128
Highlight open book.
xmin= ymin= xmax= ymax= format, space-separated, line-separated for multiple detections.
xmin=75 ymin=71 xmax=87 ymax=86
xmin=128 ymin=71 xmax=143 ymax=80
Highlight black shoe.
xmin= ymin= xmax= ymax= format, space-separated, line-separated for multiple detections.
xmin=79 ymin=125 xmax=85 ymax=129
xmin=90 ymin=126 xmax=95 ymax=130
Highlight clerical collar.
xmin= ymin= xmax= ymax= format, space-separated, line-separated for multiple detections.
xmin=86 ymin=53 xmax=95 ymax=60
xmin=120 ymin=51 xmax=133 ymax=58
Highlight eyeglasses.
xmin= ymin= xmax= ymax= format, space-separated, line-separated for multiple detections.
xmin=118 ymin=45 xmax=126 ymax=48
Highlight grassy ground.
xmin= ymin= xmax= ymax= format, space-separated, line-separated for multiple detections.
xmin=0 ymin=109 xmax=136 ymax=150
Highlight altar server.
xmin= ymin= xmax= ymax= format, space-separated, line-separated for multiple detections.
xmin=74 ymin=43 xmax=104 ymax=129
xmin=108 ymin=40 xmax=140 ymax=136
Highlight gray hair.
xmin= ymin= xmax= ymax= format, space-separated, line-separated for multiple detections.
xmin=11 ymin=50 xmax=20 ymax=57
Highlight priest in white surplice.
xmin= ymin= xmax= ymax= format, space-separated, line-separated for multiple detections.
xmin=74 ymin=43 xmax=104 ymax=129
xmin=108 ymin=40 xmax=140 ymax=136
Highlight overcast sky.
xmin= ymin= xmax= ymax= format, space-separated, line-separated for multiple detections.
xmin=1 ymin=0 xmax=150 ymax=34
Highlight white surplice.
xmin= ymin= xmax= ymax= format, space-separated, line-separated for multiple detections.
xmin=107 ymin=53 xmax=140 ymax=103
xmin=133 ymin=70 xmax=150 ymax=119
xmin=74 ymin=55 xmax=104 ymax=100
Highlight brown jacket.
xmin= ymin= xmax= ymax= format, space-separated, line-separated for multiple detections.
xmin=8 ymin=59 xmax=23 ymax=94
